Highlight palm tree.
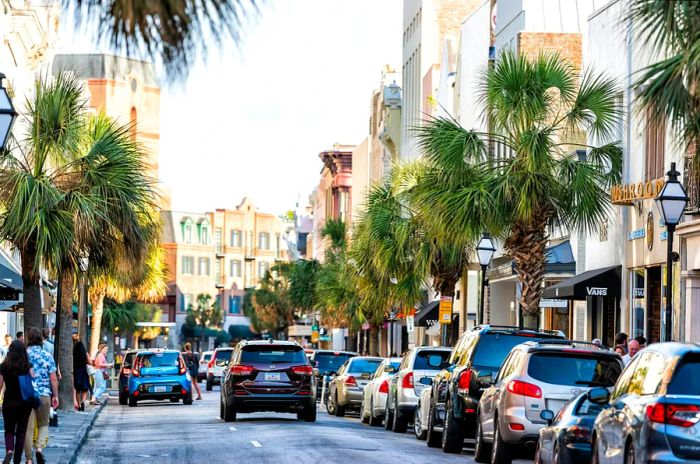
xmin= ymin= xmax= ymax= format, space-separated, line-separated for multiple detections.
xmin=415 ymin=50 xmax=623 ymax=326
xmin=68 ymin=0 xmax=258 ymax=79
xmin=628 ymin=1 xmax=700 ymax=152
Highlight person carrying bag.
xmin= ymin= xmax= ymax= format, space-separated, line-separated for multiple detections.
xmin=0 ymin=340 xmax=34 ymax=464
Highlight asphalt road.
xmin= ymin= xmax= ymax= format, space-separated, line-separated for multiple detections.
xmin=76 ymin=387 xmax=530 ymax=464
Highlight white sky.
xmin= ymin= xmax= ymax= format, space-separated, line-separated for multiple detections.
xmin=59 ymin=0 xmax=402 ymax=216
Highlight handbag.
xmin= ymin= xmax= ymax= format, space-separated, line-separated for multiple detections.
xmin=102 ymin=369 xmax=109 ymax=380
xmin=18 ymin=373 xmax=41 ymax=409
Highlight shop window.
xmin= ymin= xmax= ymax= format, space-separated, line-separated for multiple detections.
xmin=645 ymin=108 xmax=666 ymax=181
xmin=631 ymin=270 xmax=645 ymax=339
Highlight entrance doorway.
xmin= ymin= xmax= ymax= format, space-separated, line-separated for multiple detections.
xmin=646 ymin=266 xmax=662 ymax=343
xmin=589 ymin=296 xmax=618 ymax=347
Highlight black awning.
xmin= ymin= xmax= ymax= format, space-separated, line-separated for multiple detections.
xmin=415 ymin=300 xmax=440 ymax=327
xmin=542 ymin=265 xmax=621 ymax=300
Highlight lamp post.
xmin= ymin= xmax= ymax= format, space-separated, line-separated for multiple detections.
xmin=655 ymin=162 xmax=689 ymax=342
xmin=476 ymin=233 xmax=496 ymax=325
xmin=0 ymin=73 xmax=18 ymax=151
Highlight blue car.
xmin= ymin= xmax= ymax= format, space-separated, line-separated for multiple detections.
xmin=128 ymin=350 xmax=193 ymax=407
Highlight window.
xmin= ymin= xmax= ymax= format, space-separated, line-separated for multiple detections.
xmin=230 ymin=259 xmax=242 ymax=277
xmin=668 ymin=354 xmax=700 ymax=395
xmin=230 ymin=229 xmax=242 ymax=247
xmin=184 ymin=224 xmax=193 ymax=243
xmin=240 ymin=345 xmax=306 ymax=364
xmin=527 ymin=353 xmax=622 ymax=387
xmin=645 ymin=108 xmax=666 ymax=181
xmin=412 ymin=350 xmax=450 ymax=370
xmin=200 ymin=225 xmax=209 ymax=245
xmin=258 ymin=232 xmax=270 ymax=250
xmin=347 ymin=358 xmax=383 ymax=374
xmin=258 ymin=261 xmax=270 ymax=279
xmin=198 ymin=257 xmax=210 ymax=275
xmin=611 ymin=356 xmax=640 ymax=401
xmin=181 ymin=293 xmax=194 ymax=311
xmin=181 ymin=256 xmax=194 ymax=274
xmin=641 ymin=352 xmax=666 ymax=395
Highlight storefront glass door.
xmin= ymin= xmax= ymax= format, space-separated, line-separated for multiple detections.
xmin=631 ymin=270 xmax=645 ymax=338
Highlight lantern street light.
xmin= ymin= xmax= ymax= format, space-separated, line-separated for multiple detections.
xmin=0 ymin=73 xmax=18 ymax=151
xmin=655 ymin=162 xmax=689 ymax=342
xmin=476 ymin=233 xmax=496 ymax=325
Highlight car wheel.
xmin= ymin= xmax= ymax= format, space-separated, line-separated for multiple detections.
xmin=335 ymin=393 xmax=346 ymax=417
xmin=128 ymin=395 xmax=137 ymax=408
xmin=414 ymin=405 xmax=427 ymax=440
xmin=118 ymin=392 xmax=127 ymax=406
xmin=625 ymin=440 xmax=636 ymax=464
xmin=298 ymin=405 xmax=317 ymax=422
xmin=206 ymin=376 xmax=213 ymax=391
xmin=368 ymin=399 xmax=382 ymax=427
xmin=384 ymin=396 xmax=394 ymax=430
xmin=474 ymin=412 xmax=491 ymax=463
xmin=441 ymin=398 xmax=464 ymax=453
xmin=223 ymin=401 xmax=237 ymax=422
xmin=491 ymin=418 xmax=512 ymax=464
xmin=392 ymin=396 xmax=408 ymax=433
xmin=183 ymin=390 xmax=193 ymax=405
xmin=326 ymin=390 xmax=336 ymax=416
xmin=426 ymin=404 xmax=441 ymax=448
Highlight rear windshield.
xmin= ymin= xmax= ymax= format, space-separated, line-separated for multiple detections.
xmin=528 ymin=353 xmax=621 ymax=387
xmin=139 ymin=352 xmax=179 ymax=368
xmin=240 ymin=346 xmax=306 ymax=364
xmin=202 ymin=353 xmax=212 ymax=362
xmin=348 ymin=358 xmax=383 ymax=374
xmin=123 ymin=352 xmax=137 ymax=368
xmin=215 ymin=350 xmax=233 ymax=361
xmin=473 ymin=333 xmax=558 ymax=370
xmin=668 ymin=355 xmax=700 ymax=395
xmin=314 ymin=353 xmax=354 ymax=372
xmin=413 ymin=351 xmax=450 ymax=370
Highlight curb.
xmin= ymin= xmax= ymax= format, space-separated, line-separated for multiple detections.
xmin=60 ymin=401 xmax=106 ymax=464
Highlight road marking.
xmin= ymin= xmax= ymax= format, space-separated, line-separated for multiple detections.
xmin=229 ymin=426 xmax=237 ymax=431
xmin=251 ymin=440 xmax=262 ymax=448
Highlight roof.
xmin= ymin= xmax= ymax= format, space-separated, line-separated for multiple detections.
xmin=52 ymin=53 xmax=159 ymax=87
xmin=519 ymin=339 xmax=620 ymax=356
xmin=240 ymin=340 xmax=299 ymax=346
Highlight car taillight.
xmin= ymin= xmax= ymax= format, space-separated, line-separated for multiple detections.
xmin=402 ymin=372 xmax=414 ymax=389
xmin=457 ymin=370 xmax=472 ymax=392
xmin=566 ymin=425 xmax=591 ymax=440
xmin=132 ymin=368 xmax=140 ymax=377
xmin=179 ymin=358 xmax=187 ymax=375
xmin=647 ymin=403 xmax=700 ymax=427
xmin=507 ymin=380 xmax=542 ymax=398
xmin=208 ymin=359 xmax=215 ymax=369
xmin=379 ymin=380 xmax=389 ymax=394
xmin=345 ymin=375 xmax=357 ymax=387
xmin=122 ymin=368 xmax=131 ymax=375
xmin=229 ymin=364 xmax=255 ymax=376
xmin=291 ymin=365 xmax=313 ymax=375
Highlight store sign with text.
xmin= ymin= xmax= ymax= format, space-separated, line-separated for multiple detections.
xmin=439 ymin=296 xmax=453 ymax=324
xmin=611 ymin=178 xmax=665 ymax=205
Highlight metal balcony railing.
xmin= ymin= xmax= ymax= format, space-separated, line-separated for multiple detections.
xmin=684 ymin=156 xmax=700 ymax=214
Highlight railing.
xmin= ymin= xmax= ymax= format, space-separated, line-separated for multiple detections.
xmin=684 ymin=156 xmax=700 ymax=214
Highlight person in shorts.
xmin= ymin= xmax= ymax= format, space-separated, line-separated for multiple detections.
xmin=182 ymin=343 xmax=202 ymax=400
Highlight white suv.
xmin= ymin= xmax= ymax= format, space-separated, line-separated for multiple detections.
xmin=206 ymin=347 xmax=234 ymax=391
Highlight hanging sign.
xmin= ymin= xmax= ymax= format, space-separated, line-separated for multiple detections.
xmin=439 ymin=296 xmax=453 ymax=324
xmin=406 ymin=315 xmax=415 ymax=333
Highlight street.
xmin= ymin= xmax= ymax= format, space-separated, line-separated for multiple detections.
xmin=76 ymin=387 xmax=528 ymax=464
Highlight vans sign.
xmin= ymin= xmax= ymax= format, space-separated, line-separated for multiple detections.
xmin=587 ymin=287 xmax=607 ymax=296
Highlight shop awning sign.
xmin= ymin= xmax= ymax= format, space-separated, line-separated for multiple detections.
xmin=539 ymin=298 xmax=567 ymax=308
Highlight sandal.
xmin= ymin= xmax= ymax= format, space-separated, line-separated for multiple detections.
xmin=3 ymin=450 xmax=12 ymax=464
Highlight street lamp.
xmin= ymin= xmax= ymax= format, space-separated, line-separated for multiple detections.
xmin=476 ymin=233 xmax=496 ymax=325
xmin=655 ymin=162 xmax=689 ymax=342
xmin=0 ymin=73 xmax=18 ymax=151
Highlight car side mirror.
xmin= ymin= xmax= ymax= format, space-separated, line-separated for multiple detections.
xmin=540 ymin=409 xmax=555 ymax=425
xmin=418 ymin=377 xmax=433 ymax=386
xmin=476 ymin=371 xmax=494 ymax=386
xmin=588 ymin=387 xmax=610 ymax=404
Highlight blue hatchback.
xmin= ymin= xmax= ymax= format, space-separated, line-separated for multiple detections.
xmin=127 ymin=350 xmax=193 ymax=407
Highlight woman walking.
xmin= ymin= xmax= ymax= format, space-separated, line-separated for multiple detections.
xmin=0 ymin=340 xmax=33 ymax=464
xmin=91 ymin=344 xmax=112 ymax=405
xmin=72 ymin=333 xmax=91 ymax=411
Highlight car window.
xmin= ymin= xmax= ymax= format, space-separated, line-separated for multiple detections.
xmin=123 ymin=352 xmax=136 ymax=368
xmin=610 ymin=356 xmax=640 ymax=401
xmin=413 ymin=350 xmax=450 ymax=370
xmin=667 ymin=354 xmax=700 ymax=395
xmin=399 ymin=353 xmax=411 ymax=371
xmin=575 ymin=397 xmax=606 ymax=416
xmin=627 ymin=353 xmax=654 ymax=396
xmin=496 ymin=351 xmax=515 ymax=383
xmin=448 ymin=334 xmax=468 ymax=365
xmin=527 ymin=353 xmax=621 ymax=387
xmin=348 ymin=359 xmax=383 ymax=374
xmin=240 ymin=346 xmax=306 ymax=364
xmin=641 ymin=352 xmax=666 ymax=395
xmin=214 ymin=349 xmax=233 ymax=366
xmin=202 ymin=353 xmax=212 ymax=362
xmin=472 ymin=333 xmax=547 ymax=370
xmin=457 ymin=335 xmax=478 ymax=366
xmin=139 ymin=352 xmax=179 ymax=368
xmin=313 ymin=352 xmax=354 ymax=372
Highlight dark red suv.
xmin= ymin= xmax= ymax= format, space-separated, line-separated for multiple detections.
xmin=219 ymin=340 xmax=316 ymax=422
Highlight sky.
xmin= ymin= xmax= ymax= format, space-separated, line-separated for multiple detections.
xmin=59 ymin=0 xmax=403 ymax=216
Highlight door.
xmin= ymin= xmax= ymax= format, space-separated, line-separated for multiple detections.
xmin=646 ymin=267 xmax=661 ymax=343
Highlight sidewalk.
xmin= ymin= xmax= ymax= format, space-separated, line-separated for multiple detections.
xmin=0 ymin=401 xmax=105 ymax=464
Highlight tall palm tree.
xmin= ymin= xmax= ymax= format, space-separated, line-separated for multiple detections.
xmin=415 ymin=50 xmax=623 ymax=326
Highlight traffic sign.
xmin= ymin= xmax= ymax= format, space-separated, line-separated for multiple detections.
xmin=439 ymin=296 xmax=453 ymax=324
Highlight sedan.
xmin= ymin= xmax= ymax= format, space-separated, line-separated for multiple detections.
xmin=535 ymin=390 xmax=609 ymax=464
xmin=360 ymin=357 xmax=401 ymax=426
xmin=326 ymin=356 xmax=384 ymax=417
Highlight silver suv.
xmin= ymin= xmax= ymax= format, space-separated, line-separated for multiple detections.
xmin=475 ymin=340 xmax=622 ymax=464
xmin=385 ymin=346 xmax=451 ymax=433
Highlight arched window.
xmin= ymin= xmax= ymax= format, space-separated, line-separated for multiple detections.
xmin=129 ymin=107 xmax=137 ymax=140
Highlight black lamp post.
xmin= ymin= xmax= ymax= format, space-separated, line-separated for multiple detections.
xmin=0 ymin=73 xmax=18 ymax=151
xmin=655 ymin=162 xmax=689 ymax=342
xmin=476 ymin=233 xmax=496 ymax=325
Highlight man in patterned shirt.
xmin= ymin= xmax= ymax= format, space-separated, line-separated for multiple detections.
xmin=24 ymin=328 xmax=59 ymax=464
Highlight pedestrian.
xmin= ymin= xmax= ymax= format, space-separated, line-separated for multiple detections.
xmin=40 ymin=329 xmax=53 ymax=357
xmin=622 ymin=340 xmax=641 ymax=367
xmin=591 ymin=338 xmax=602 ymax=347
xmin=15 ymin=332 xmax=23 ymax=345
xmin=0 ymin=340 xmax=32 ymax=464
xmin=0 ymin=334 xmax=12 ymax=361
xmin=72 ymin=333 xmax=91 ymax=411
xmin=24 ymin=328 xmax=59 ymax=464
xmin=182 ymin=343 xmax=202 ymax=400
xmin=90 ymin=344 xmax=112 ymax=405
xmin=613 ymin=332 xmax=628 ymax=356
xmin=634 ymin=335 xmax=647 ymax=348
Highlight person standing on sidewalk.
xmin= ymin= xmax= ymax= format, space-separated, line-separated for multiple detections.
xmin=24 ymin=328 xmax=58 ymax=464
xmin=72 ymin=334 xmax=91 ymax=410
xmin=0 ymin=334 xmax=12 ymax=362
xmin=90 ymin=344 xmax=112 ymax=405
xmin=182 ymin=343 xmax=202 ymax=400
xmin=0 ymin=340 xmax=32 ymax=464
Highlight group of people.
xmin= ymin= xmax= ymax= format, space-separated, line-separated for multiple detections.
xmin=613 ymin=332 xmax=647 ymax=366
xmin=71 ymin=333 xmax=112 ymax=411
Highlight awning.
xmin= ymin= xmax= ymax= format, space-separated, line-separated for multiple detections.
xmin=542 ymin=265 xmax=621 ymax=300
xmin=414 ymin=300 xmax=439 ymax=327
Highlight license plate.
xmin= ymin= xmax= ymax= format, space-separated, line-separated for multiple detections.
xmin=264 ymin=373 xmax=281 ymax=381
xmin=152 ymin=386 xmax=167 ymax=393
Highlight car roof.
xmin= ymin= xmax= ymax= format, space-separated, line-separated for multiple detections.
xmin=239 ymin=340 xmax=300 ymax=347
xmin=518 ymin=339 xmax=620 ymax=357
xmin=313 ymin=350 xmax=357 ymax=355
xmin=641 ymin=341 xmax=700 ymax=357
xmin=472 ymin=324 xmax=566 ymax=338
xmin=413 ymin=346 xmax=451 ymax=352
xmin=135 ymin=349 xmax=180 ymax=356
xmin=215 ymin=346 xmax=235 ymax=351
xmin=349 ymin=356 xmax=384 ymax=362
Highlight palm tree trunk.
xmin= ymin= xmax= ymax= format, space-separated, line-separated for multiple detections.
xmin=346 ymin=327 xmax=357 ymax=352
xmin=369 ymin=323 xmax=379 ymax=356
xmin=20 ymin=246 xmax=43 ymax=331
xmin=506 ymin=221 xmax=548 ymax=329
xmin=438 ymin=281 xmax=458 ymax=346
xmin=57 ymin=270 xmax=75 ymax=411
xmin=89 ymin=290 xmax=106 ymax=356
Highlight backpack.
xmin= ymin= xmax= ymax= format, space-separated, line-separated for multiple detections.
xmin=184 ymin=352 xmax=194 ymax=368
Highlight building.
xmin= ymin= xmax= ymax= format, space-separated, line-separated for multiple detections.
xmin=160 ymin=198 xmax=287 ymax=342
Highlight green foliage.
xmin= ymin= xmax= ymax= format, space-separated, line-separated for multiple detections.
xmin=184 ymin=294 xmax=223 ymax=331
xmin=102 ymin=299 xmax=138 ymax=333
xmin=288 ymin=259 xmax=320 ymax=313
xmin=248 ymin=264 xmax=293 ymax=335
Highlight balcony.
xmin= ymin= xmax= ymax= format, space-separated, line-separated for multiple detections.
xmin=215 ymin=274 xmax=225 ymax=289
xmin=684 ymin=156 xmax=700 ymax=214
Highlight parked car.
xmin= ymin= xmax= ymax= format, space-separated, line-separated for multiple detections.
xmin=198 ymin=351 xmax=213 ymax=382
xmin=327 ymin=356 xmax=384 ymax=417
xmin=127 ymin=349 xmax=193 ymax=407
xmin=118 ymin=349 xmax=141 ymax=405
xmin=385 ymin=346 xmax=452 ymax=434
xmin=590 ymin=342 xmax=700 ymax=464
xmin=535 ymin=389 xmax=610 ymax=464
xmin=360 ymin=357 xmax=402 ymax=426
xmin=309 ymin=350 xmax=357 ymax=399
xmin=475 ymin=340 xmax=622 ymax=464
xmin=414 ymin=383 xmax=433 ymax=440
xmin=219 ymin=340 xmax=316 ymax=422
xmin=206 ymin=347 xmax=235 ymax=391
xmin=427 ymin=325 xmax=566 ymax=452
